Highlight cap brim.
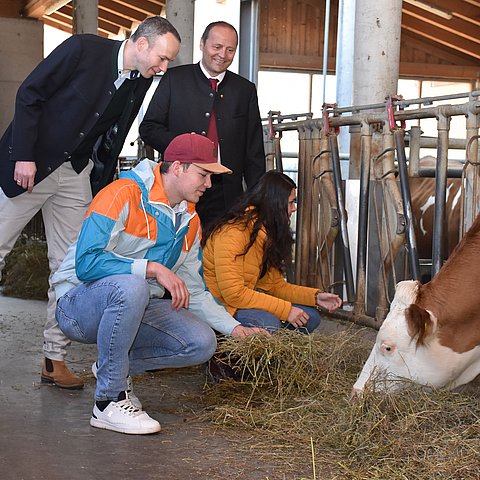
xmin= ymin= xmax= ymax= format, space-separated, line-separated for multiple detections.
xmin=192 ymin=162 xmax=232 ymax=174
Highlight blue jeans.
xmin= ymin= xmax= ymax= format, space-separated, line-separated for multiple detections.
xmin=234 ymin=304 xmax=321 ymax=334
xmin=56 ymin=274 xmax=217 ymax=401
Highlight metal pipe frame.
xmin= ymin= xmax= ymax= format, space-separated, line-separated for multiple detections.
xmin=265 ymin=93 xmax=480 ymax=329
xmin=431 ymin=110 xmax=451 ymax=275
xmin=354 ymin=120 xmax=372 ymax=316
xmin=294 ymin=127 xmax=309 ymax=285
xmin=394 ymin=128 xmax=421 ymax=280
xmin=328 ymin=132 xmax=355 ymax=302
xmin=271 ymin=98 xmax=479 ymax=133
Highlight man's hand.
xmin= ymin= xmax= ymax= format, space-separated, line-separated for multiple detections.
xmin=316 ymin=292 xmax=342 ymax=312
xmin=286 ymin=305 xmax=310 ymax=328
xmin=231 ymin=325 xmax=270 ymax=338
xmin=14 ymin=161 xmax=37 ymax=193
xmin=146 ymin=261 xmax=189 ymax=310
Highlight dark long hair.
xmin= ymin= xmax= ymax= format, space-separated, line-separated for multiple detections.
xmin=202 ymin=171 xmax=296 ymax=274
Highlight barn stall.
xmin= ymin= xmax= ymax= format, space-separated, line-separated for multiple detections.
xmin=264 ymin=90 xmax=480 ymax=328
xmin=1 ymin=2 xmax=480 ymax=479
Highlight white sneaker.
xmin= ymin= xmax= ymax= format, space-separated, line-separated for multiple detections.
xmin=90 ymin=395 xmax=161 ymax=435
xmin=91 ymin=362 xmax=142 ymax=410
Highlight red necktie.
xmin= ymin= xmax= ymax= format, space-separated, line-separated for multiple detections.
xmin=207 ymin=78 xmax=219 ymax=154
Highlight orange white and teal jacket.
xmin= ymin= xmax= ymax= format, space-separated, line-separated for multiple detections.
xmin=52 ymin=159 xmax=240 ymax=335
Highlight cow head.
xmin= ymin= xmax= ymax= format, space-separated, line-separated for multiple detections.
xmin=352 ymin=280 xmax=456 ymax=394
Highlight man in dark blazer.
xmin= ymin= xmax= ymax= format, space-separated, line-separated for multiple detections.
xmin=140 ymin=21 xmax=265 ymax=227
xmin=0 ymin=16 xmax=180 ymax=389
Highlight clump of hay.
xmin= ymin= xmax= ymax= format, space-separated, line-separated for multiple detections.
xmin=1 ymin=238 xmax=49 ymax=300
xmin=203 ymin=329 xmax=480 ymax=479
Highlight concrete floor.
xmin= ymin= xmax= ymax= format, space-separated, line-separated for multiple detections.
xmin=2 ymin=291 xmax=320 ymax=480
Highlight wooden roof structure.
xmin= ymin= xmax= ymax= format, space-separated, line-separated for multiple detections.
xmin=2 ymin=0 xmax=479 ymax=81
xmin=260 ymin=0 xmax=480 ymax=81
xmin=20 ymin=0 xmax=166 ymax=37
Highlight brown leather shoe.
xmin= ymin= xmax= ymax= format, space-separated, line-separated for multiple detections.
xmin=41 ymin=358 xmax=84 ymax=390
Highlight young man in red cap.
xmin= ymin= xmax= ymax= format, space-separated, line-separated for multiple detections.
xmin=51 ymin=133 xmax=265 ymax=435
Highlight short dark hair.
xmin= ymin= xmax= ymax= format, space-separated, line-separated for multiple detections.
xmin=130 ymin=16 xmax=181 ymax=44
xmin=201 ymin=21 xmax=238 ymax=45
xmin=159 ymin=161 xmax=190 ymax=174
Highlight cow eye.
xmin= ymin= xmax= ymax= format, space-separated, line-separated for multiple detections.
xmin=380 ymin=343 xmax=395 ymax=355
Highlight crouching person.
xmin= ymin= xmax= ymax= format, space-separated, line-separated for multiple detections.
xmin=51 ymin=134 xmax=264 ymax=435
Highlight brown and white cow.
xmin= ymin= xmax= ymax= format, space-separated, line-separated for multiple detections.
xmin=353 ymin=212 xmax=480 ymax=392
xmin=411 ymin=176 xmax=461 ymax=262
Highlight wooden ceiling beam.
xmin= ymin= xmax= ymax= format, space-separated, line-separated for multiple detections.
xmin=55 ymin=4 xmax=121 ymax=35
xmin=432 ymin=0 xmax=480 ymax=17
xmin=402 ymin=4 xmax=480 ymax=44
xmin=259 ymin=51 xmax=480 ymax=81
xmin=23 ymin=0 xmax=70 ymax=18
xmin=400 ymin=61 xmax=480 ymax=80
xmin=109 ymin=0 xmax=163 ymax=17
xmin=97 ymin=8 xmax=134 ymax=30
xmin=42 ymin=16 xmax=109 ymax=38
xmin=402 ymin=30 xmax=477 ymax=65
xmin=260 ymin=52 xmax=336 ymax=72
xmin=42 ymin=16 xmax=72 ymax=34
xmin=402 ymin=15 xmax=480 ymax=59
xmin=46 ymin=10 xmax=72 ymax=29
xmin=99 ymin=0 xmax=150 ymax=24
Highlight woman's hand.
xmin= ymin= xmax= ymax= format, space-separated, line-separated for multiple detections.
xmin=316 ymin=292 xmax=342 ymax=312
xmin=286 ymin=305 xmax=310 ymax=328
xmin=231 ymin=325 xmax=270 ymax=337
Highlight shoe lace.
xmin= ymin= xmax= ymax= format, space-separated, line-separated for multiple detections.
xmin=115 ymin=398 xmax=142 ymax=416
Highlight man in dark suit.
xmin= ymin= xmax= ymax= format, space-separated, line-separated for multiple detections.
xmin=0 ymin=16 xmax=180 ymax=389
xmin=139 ymin=21 xmax=265 ymax=227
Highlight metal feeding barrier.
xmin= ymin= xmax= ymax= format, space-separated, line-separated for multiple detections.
xmin=263 ymin=91 xmax=480 ymax=329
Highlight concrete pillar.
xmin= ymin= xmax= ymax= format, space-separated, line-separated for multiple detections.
xmin=349 ymin=0 xmax=402 ymax=178
xmin=335 ymin=0 xmax=356 ymax=173
xmin=0 ymin=18 xmax=43 ymax=135
xmin=349 ymin=0 xmax=402 ymax=317
xmin=167 ymin=0 xmax=195 ymax=66
xmin=239 ymin=0 xmax=260 ymax=85
xmin=72 ymin=0 xmax=98 ymax=35
xmin=353 ymin=0 xmax=402 ymax=105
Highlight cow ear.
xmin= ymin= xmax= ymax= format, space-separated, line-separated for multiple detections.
xmin=406 ymin=304 xmax=436 ymax=347
xmin=391 ymin=280 xmax=421 ymax=310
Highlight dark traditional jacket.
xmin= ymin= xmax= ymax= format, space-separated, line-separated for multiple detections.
xmin=139 ymin=63 xmax=265 ymax=221
xmin=0 ymin=34 xmax=152 ymax=198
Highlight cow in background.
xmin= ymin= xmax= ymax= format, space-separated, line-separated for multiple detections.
xmin=410 ymin=156 xmax=462 ymax=268
xmin=353 ymin=212 xmax=480 ymax=393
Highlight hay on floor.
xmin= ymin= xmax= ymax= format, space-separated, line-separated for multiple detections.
xmin=1 ymin=239 xmax=49 ymax=300
xmin=203 ymin=329 xmax=480 ymax=479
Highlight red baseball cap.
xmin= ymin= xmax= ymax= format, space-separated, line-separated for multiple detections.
xmin=163 ymin=133 xmax=232 ymax=174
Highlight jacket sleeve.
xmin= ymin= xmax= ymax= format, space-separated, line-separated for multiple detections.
xmin=243 ymin=85 xmax=266 ymax=188
xmin=12 ymin=36 xmax=83 ymax=161
xmin=139 ymin=73 xmax=175 ymax=154
xmin=175 ymin=232 xmax=240 ymax=335
xmin=74 ymin=186 xmax=148 ymax=282
xmin=257 ymin=269 xmax=319 ymax=307
xmin=211 ymin=225 xmax=292 ymax=321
